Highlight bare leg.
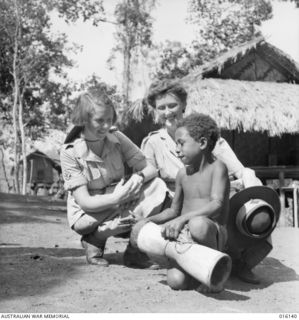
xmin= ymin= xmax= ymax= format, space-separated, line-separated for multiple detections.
xmin=188 ymin=216 xmax=218 ymax=249
xmin=167 ymin=266 xmax=197 ymax=290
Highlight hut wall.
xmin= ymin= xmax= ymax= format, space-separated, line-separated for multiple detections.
xmin=234 ymin=131 xmax=269 ymax=166
xmin=270 ymin=134 xmax=299 ymax=165
xmin=216 ymin=53 xmax=257 ymax=79
xmin=27 ymin=155 xmax=54 ymax=184
xmin=221 ymin=130 xmax=299 ymax=167
xmin=207 ymin=52 xmax=288 ymax=82
xmin=255 ymin=55 xmax=288 ymax=82
xmin=220 ymin=130 xmax=233 ymax=147
xmin=221 ymin=130 xmax=268 ymax=166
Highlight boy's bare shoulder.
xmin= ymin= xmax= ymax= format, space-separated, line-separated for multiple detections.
xmin=212 ymin=159 xmax=228 ymax=175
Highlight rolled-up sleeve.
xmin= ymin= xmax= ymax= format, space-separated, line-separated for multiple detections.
xmin=212 ymin=138 xmax=244 ymax=179
xmin=60 ymin=146 xmax=88 ymax=191
xmin=141 ymin=136 xmax=157 ymax=169
xmin=115 ymin=131 xmax=145 ymax=168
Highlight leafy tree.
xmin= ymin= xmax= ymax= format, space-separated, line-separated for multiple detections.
xmin=147 ymin=41 xmax=198 ymax=80
xmin=0 ymin=0 xmax=105 ymax=194
xmin=109 ymin=0 xmax=155 ymax=111
xmin=151 ymin=0 xmax=273 ymax=80
xmin=187 ymin=0 xmax=272 ymax=59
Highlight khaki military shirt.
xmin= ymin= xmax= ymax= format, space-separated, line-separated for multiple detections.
xmin=141 ymin=128 xmax=244 ymax=193
xmin=60 ymin=130 xmax=145 ymax=227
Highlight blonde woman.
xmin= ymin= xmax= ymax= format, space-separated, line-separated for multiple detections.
xmin=60 ymin=88 xmax=167 ymax=267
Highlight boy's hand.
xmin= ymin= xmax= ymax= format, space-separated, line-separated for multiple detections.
xmin=161 ymin=216 xmax=186 ymax=240
xmin=118 ymin=213 xmax=137 ymax=227
xmin=118 ymin=211 xmax=146 ymax=226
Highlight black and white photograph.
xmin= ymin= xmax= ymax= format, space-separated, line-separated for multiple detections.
xmin=0 ymin=0 xmax=298 ymax=317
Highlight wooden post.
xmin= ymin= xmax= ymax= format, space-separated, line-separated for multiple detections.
xmin=293 ymin=188 xmax=298 ymax=228
xmin=278 ymin=171 xmax=286 ymax=226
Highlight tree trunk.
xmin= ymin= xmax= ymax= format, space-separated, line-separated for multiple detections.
xmin=0 ymin=147 xmax=11 ymax=192
xmin=19 ymin=97 xmax=27 ymax=195
xmin=12 ymin=91 xmax=20 ymax=193
xmin=12 ymin=37 xmax=20 ymax=194
xmin=12 ymin=0 xmax=20 ymax=194
xmin=123 ymin=43 xmax=131 ymax=110
xmin=122 ymin=0 xmax=131 ymax=113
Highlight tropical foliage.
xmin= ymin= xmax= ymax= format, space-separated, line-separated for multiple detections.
xmin=0 ymin=0 xmax=104 ymax=193
xmin=152 ymin=0 xmax=273 ymax=80
xmin=108 ymin=0 xmax=155 ymax=109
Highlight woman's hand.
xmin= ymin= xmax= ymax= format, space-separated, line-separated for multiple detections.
xmin=125 ymin=173 xmax=144 ymax=195
xmin=161 ymin=216 xmax=186 ymax=240
xmin=113 ymin=176 xmax=142 ymax=205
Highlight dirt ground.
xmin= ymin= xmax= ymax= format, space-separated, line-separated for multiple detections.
xmin=0 ymin=192 xmax=298 ymax=314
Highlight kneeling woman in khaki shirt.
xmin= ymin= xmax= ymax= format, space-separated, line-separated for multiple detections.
xmin=60 ymin=88 xmax=167 ymax=267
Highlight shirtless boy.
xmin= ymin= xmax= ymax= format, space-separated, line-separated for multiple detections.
xmin=148 ymin=112 xmax=230 ymax=291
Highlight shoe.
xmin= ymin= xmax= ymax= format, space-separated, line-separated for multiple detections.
xmin=237 ymin=265 xmax=260 ymax=284
xmin=81 ymin=235 xmax=109 ymax=267
xmin=123 ymin=243 xmax=160 ymax=269
xmin=86 ymin=256 xmax=109 ymax=266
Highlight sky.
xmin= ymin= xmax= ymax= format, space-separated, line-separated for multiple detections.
xmin=50 ymin=0 xmax=194 ymax=86
xmin=50 ymin=0 xmax=299 ymax=97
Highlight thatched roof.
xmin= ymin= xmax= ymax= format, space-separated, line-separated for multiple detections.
xmin=127 ymin=78 xmax=299 ymax=137
xmin=26 ymin=150 xmax=61 ymax=171
xmin=184 ymin=78 xmax=299 ymax=136
xmin=183 ymin=36 xmax=299 ymax=83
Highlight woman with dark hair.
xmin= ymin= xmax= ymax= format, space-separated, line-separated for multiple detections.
xmin=141 ymin=79 xmax=271 ymax=284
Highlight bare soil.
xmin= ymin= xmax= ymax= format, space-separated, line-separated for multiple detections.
xmin=0 ymin=192 xmax=298 ymax=313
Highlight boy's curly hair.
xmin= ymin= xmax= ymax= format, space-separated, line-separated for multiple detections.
xmin=147 ymin=79 xmax=188 ymax=109
xmin=177 ymin=113 xmax=220 ymax=151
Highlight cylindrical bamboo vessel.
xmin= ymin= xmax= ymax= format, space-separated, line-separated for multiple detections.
xmin=131 ymin=221 xmax=232 ymax=291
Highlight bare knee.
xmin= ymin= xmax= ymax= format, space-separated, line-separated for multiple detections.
xmin=188 ymin=217 xmax=217 ymax=248
xmin=167 ymin=268 xmax=189 ymax=290
xmin=73 ymin=219 xmax=97 ymax=236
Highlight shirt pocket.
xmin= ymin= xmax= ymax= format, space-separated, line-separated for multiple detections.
xmin=108 ymin=151 xmax=124 ymax=181
xmin=83 ymin=160 xmax=106 ymax=189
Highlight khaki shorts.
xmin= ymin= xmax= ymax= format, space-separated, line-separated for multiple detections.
xmin=73 ymin=177 xmax=168 ymax=238
xmin=177 ymin=222 xmax=227 ymax=252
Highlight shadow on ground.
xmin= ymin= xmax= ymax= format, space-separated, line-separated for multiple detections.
xmin=203 ymin=256 xmax=299 ymax=301
xmin=158 ymin=256 xmax=299 ymax=302
xmin=0 ymin=196 xmax=66 ymax=225
xmin=0 ymin=246 xmax=124 ymax=301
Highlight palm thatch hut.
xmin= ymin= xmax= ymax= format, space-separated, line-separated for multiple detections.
xmin=184 ymin=78 xmax=299 ymax=137
xmin=125 ymin=78 xmax=299 ymax=167
xmin=184 ymin=35 xmax=299 ymax=83
xmin=18 ymin=148 xmax=61 ymax=195
xmin=124 ymin=36 xmax=299 ymax=166
xmin=26 ymin=150 xmax=61 ymax=184
xmin=183 ymin=78 xmax=299 ymax=167
xmin=123 ymin=37 xmax=299 ymax=226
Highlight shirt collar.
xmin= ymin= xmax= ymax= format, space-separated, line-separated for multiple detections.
xmin=159 ymin=128 xmax=170 ymax=140
xmin=73 ymin=132 xmax=120 ymax=161
xmin=159 ymin=128 xmax=178 ymax=157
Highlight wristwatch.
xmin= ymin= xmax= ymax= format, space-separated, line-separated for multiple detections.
xmin=136 ymin=171 xmax=145 ymax=183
